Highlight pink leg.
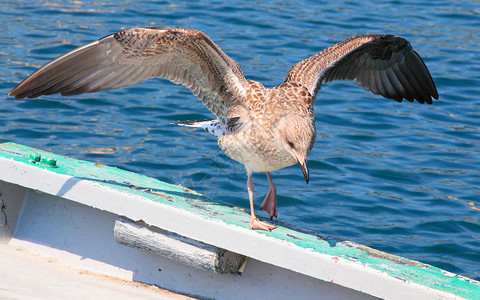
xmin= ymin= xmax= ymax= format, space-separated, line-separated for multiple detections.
xmin=247 ymin=174 xmax=277 ymax=231
xmin=260 ymin=172 xmax=277 ymax=220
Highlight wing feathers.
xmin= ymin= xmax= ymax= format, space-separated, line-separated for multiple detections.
xmin=285 ymin=34 xmax=438 ymax=104
xmin=9 ymin=27 xmax=249 ymax=120
xmin=391 ymin=63 xmax=415 ymax=102
xmin=385 ymin=67 xmax=408 ymax=102
xmin=11 ymin=29 xmax=438 ymax=112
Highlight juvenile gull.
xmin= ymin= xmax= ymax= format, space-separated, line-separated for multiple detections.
xmin=9 ymin=27 xmax=438 ymax=231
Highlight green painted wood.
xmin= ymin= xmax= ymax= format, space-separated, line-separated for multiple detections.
xmin=1 ymin=142 xmax=479 ymax=299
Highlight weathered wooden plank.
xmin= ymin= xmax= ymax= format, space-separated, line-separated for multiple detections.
xmin=114 ymin=216 xmax=246 ymax=274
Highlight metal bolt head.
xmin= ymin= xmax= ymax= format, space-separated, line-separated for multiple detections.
xmin=45 ymin=157 xmax=57 ymax=167
xmin=29 ymin=153 xmax=41 ymax=163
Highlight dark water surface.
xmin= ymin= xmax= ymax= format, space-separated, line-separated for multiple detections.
xmin=2 ymin=0 xmax=479 ymax=280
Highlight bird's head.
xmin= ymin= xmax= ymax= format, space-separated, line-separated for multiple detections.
xmin=276 ymin=115 xmax=316 ymax=184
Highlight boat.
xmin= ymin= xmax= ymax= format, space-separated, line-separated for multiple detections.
xmin=0 ymin=142 xmax=478 ymax=299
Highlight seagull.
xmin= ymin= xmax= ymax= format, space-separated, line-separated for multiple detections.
xmin=9 ymin=27 xmax=438 ymax=231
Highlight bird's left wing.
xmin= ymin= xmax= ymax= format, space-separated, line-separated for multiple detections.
xmin=9 ymin=27 xmax=249 ymax=120
xmin=284 ymin=34 xmax=438 ymax=104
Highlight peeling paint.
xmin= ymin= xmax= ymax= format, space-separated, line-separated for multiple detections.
xmin=342 ymin=241 xmax=424 ymax=268
xmin=286 ymin=233 xmax=302 ymax=240
xmin=1 ymin=198 xmax=7 ymax=227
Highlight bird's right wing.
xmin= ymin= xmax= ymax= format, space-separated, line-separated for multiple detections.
xmin=9 ymin=27 xmax=249 ymax=120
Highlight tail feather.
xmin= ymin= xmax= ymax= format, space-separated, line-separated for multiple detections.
xmin=175 ymin=119 xmax=226 ymax=138
xmin=175 ymin=119 xmax=217 ymax=128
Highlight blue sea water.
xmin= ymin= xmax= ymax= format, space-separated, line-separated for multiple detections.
xmin=1 ymin=0 xmax=479 ymax=281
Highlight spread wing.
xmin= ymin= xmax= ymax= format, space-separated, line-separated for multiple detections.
xmin=285 ymin=34 xmax=438 ymax=104
xmin=9 ymin=27 xmax=249 ymax=120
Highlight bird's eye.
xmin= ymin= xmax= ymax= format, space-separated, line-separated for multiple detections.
xmin=287 ymin=141 xmax=295 ymax=149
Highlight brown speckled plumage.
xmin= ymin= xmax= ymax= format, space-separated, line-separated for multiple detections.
xmin=9 ymin=27 xmax=438 ymax=231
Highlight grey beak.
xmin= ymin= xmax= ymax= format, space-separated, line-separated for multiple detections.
xmin=298 ymin=158 xmax=309 ymax=184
